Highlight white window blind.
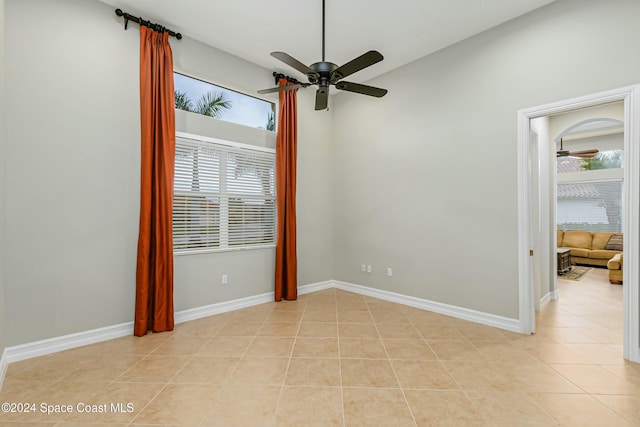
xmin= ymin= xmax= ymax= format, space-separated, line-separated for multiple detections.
xmin=557 ymin=180 xmax=623 ymax=232
xmin=173 ymin=134 xmax=276 ymax=253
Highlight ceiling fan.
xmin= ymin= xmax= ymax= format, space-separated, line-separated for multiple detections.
xmin=257 ymin=0 xmax=388 ymax=110
xmin=556 ymin=138 xmax=599 ymax=158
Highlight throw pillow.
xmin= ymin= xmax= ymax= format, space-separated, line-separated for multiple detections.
xmin=605 ymin=234 xmax=623 ymax=251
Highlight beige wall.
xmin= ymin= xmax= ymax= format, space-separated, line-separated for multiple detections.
xmin=0 ymin=0 xmax=6 ymax=357
xmin=3 ymin=0 xmax=333 ymax=346
xmin=330 ymin=0 xmax=640 ymax=319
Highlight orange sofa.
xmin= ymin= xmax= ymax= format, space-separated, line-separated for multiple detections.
xmin=557 ymin=230 xmax=623 ymax=267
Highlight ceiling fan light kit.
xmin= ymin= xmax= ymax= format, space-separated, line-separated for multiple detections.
xmin=258 ymin=0 xmax=388 ymax=110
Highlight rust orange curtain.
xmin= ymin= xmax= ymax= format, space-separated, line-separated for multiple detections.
xmin=274 ymin=78 xmax=298 ymax=301
xmin=134 ymin=26 xmax=176 ymax=336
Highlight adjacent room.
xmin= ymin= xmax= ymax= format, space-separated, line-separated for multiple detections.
xmin=1 ymin=0 xmax=640 ymax=425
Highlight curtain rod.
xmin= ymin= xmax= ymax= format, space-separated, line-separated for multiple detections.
xmin=115 ymin=9 xmax=182 ymax=40
xmin=272 ymin=72 xmax=302 ymax=86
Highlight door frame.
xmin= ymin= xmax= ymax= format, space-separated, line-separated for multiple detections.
xmin=517 ymin=85 xmax=640 ymax=363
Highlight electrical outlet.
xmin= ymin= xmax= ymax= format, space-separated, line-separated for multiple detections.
xmin=367 ymin=265 xmax=372 ymax=273
xmin=387 ymin=268 xmax=393 ymax=277
xmin=361 ymin=264 xmax=366 ymax=272
xmin=222 ymin=274 xmax=228 ymax=285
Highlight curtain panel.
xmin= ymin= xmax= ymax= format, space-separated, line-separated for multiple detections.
xmin=274 ymin=79 xmax=298 ymax=301
xmin=134 ymin=26 xmax=176 ymax=336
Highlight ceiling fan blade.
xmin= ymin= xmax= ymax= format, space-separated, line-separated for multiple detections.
xmin=271 ymin=52 xmax=318 ymax=77
xmin=257 ymin=84 xmax=304 ymax=94
xmin=335 ymin=81 xmax=387 ymax=97
xmin=315 ymin=88 xmax=329 ymax=110
xmin=331 ymin=50 xmax=383 ymax=81
xmin=570 ymin=149 xmax=599 ymax=158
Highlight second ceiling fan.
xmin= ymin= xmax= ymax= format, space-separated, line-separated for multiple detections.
xmin=556 ymin=138 xmax=599 ymax=158
xmin=258 ymin=0 xmax=388 ymax=110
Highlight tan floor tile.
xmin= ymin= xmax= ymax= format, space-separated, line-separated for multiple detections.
xmin=150 ymin=335 xmax=208 ymax=356
xmin=428 ymin=340 xmax=487 ymax=361
xmin=297 ymin=322 xmax=338 ymax=337
xmin=466 ymin=390 xmax=558 ymax=426
xmin=243 ymin=337 xmax=295 ymax=358
xmin=216 ymin=321 xmax=263 ymax=336
xmin=197 ymin=336 xmax=252 ymax=357
xmin=415 ymin=324 xmax=465 ymax=340
xmin=230 ymin=308 xmax=273 ymax=322
xmin=549 ymin=364 xmax=640 ymax=395
xmin=343 ymin=387 xmax=414 ymax=426
xmin=338 ymin=323 xmax=379 ymax=338
xmin=173 ymin=315 xmax=229 ymax=336
xmin=227 ymin=357 xmax=289 ymax=386
xmin=302 ymin=309 xmax=338 ymax=323
xmin=6 ymin=354 xmax=82 ymax=382
xmin=339 ymin=338 xmax=387 ymax=359
xmin=337 ymin=310 xmax=373 ymax=323
xmin=561 ymin=342 xmax=625 ymax=365
xmin=392 ymin=360 xmax=458 ymax=390
xmin=404 ymin=310 xmax=452 ymax=325
xmin=444 ymin=361 xmax=518 ymax=391
xmin=405 ymin=389 xmax=485 ymax=426
xmin=370 ymin=310 xmax=410 ymax=324
xmin=0 ymin=378 xmax=53 ymax=401
xmin=116 ymin=355 xmax=191 ymax=383
xmin=526 ymin=342 xmax=595 ymax=364
xmin=532 ymin=393 xmax=634 ymax=427
xmin=171 ymin=357 xmax=239 ymax=384
xmin=500 ymin=363 xmax=583 ymax=393
xmin=205 ymin=385 xmax=280 ymax=427
xmin=341 ymin=359 xmax=398 ymax=388
xmin=131 ymin=384 xmax=219 ymax=426
xmin=383 ymin=338 xmax=437 ymax=360
xmin=594 ymin=394 xmax=640 ymax=425
xmin=535 ymin=326 xmax=599 ymax=344
xmin=454 ymin=324 xmax=513 ymax=341
xmin=376 ymin=322 xmax=421 ymax=339
xmin=285 ymin=358 xmax=341 ymax=386
xmin=469 ymin=341 xmax=540 ymax=363
xmin=89 ymin=332 xmax=172 ymax=355
xmin=61 ymin=353 xmax=142 ymax=383
xmin=274 ymin=386 xmax=343 ymax=426
xmin=292 ymin=337 xmax=339 ymax=358
xmin=257 ymin=321 xmax=300 ymax=337
xmin=267 ymin=310 xmax=303 ymax=323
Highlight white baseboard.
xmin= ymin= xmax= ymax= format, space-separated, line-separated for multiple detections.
xmin=1 ymin=282 xmax=327 ymax=368
xmin=550 ymin=289 xmax=559 ymax=301
xmin=0 ymin=278 xmax=522 ymax=390
xmin=539 ymin=292 xmax=551 ymax=309
xmin=0 ymin=348 xmax=8 ymax=393
xmin=333 ymin=280 xmax=521 ymax=333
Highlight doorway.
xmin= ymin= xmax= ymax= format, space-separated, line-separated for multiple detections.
xmin=517 ymin=85 xmax=640 ymax=363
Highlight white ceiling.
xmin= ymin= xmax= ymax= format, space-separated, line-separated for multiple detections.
xmin=99 ymin=0 xmax=556 ymax=84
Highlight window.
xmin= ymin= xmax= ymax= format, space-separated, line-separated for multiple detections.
xmin=557 ymin=180 xmax=623 ymax=232
xmin=174 ymin=72 xmax=275 ymax=131
xmin=173 ymin=133 xmax=276 ymax=253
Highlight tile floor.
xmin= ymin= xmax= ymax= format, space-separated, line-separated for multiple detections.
xmin=1 ymin=267 xmax=638 ymax=426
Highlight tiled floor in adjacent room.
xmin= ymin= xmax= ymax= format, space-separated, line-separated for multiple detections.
xmin=1 ymin=267 xmax=638 ymax=426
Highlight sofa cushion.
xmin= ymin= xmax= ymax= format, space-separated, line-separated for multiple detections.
xmin=569 ymin=248 xmax=590 ymax=258
xmin=557 ymin=230 xmax=564 ymax=247
xmin=592 ymin=232 xmax=616 ymax=250
xmin=589 ymin=249 xmax=621 ymax=260
xmin=605 ymin=233 xmax=623 ymax=251
xmin=562 ymin=230 xmax=593 ymax=249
